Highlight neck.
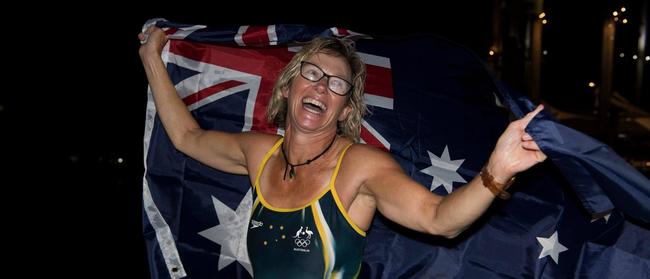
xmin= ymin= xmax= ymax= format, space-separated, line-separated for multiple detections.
xmin=282 ymin=129 xmax=338 ymax=163
xmin=281 ymin=129 xmax=338 ymax=180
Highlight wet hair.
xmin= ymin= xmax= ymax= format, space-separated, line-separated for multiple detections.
xmin=266 ymin=37 xmax=367 ymax=141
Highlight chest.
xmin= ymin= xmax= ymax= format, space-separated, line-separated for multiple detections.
xmin=259 ymin=158 xmax=336 ymax=208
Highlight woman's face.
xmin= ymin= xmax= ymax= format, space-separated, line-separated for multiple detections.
xmin=283 ymin=52 xmax=352 ymax=135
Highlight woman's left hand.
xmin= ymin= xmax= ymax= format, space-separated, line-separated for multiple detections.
xmin=487 ymin=104 xmax=547 ymax=182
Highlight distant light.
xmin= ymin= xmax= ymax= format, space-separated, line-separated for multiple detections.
xmin=613 ymin=11 xmax=619 ymax=16
xmin=542 ymin=19 xmax=548 ymax=24
xmin=622 ymin=18 xmax=628 ymax=24
xmin=588 ymin=82 xmax=596 ymax=88
xmin=617 ymin=133 xmax=627 ymax=139
xmin=542 ymin=50 xmax=548 ymax=55
xmin=619 ymin=52 xmax=625 ymax=58
xmin=646 ymin=161 xmax=650 ymax=167
xmin=632 ymin=55 xmax=638 ymax=60
xmin=489 ymin=50 xmax=495 ymax=56
xmin=614 ymin=17 xmax=619 ymax=22
xmin=620 ymin=7 xmax=626 ymax=12
xmin=118 ymin=158 xmax=124 ymax=164
xmin=646 ymin=56 xmax=650 ymax=61
xmin=538 ymin=12 xmax=546 ymax=19
xmin=69 ymin=156 xmax=79 ymax=163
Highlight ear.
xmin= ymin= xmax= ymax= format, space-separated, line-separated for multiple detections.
xmin=338 ymin=104 xmax=352 ymax=122
xmin=281 ymin=88 xmax=289 ymax=98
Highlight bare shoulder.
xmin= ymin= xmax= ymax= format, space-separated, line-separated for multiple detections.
xmin=240 ymin=131 xmax=281 ymax=144
xmin=344 ymin=143 xmax=402 ymax=182
xmin=239 ymin=131 xmax=282 ymax=156
xmin=238 ymin=131 xmax=282 ymax=175
xmin=346 ymin=143 xmax=399 ymax=168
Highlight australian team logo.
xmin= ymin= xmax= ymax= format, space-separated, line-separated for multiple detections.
xmin=292 ymin=226 xmax=313 ymax=252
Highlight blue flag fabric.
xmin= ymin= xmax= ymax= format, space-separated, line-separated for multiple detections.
xmin=501 ymin=83 xmax=650 ymax=223
xmin=142 ymin=19 xmax=650 ymax=279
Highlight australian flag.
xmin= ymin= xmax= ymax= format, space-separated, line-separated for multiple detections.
xmin=142 ymin=19 xmax=650 ymax=278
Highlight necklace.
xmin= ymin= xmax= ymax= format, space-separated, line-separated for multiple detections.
xmin=281 ymin=135 xmax=337 ymax=180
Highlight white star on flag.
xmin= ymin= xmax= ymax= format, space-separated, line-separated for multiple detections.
xmin=198 ymin=189 xmax=253 ymax=275
xmin=420 ymin=145 xmax=467 ymax=194
xmin=536 ymin=231 xmax=568 ymax=264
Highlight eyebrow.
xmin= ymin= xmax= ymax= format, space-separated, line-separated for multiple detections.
xmin=305 ymin=61 xmax=350 ymax=80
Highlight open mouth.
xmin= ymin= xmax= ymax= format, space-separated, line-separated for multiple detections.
xmin=302 ymin=97 xmax=327 ymax=114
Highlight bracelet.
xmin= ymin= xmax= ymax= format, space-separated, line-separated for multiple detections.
xmin=479 ymin=166 xmax=515 ymax=199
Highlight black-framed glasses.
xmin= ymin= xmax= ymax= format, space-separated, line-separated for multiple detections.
xmin=300 ymin=61 xmax=353 ymax=96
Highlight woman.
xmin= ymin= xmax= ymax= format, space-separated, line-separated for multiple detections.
xmin=139 ymin=26 xmax=545 ymax=278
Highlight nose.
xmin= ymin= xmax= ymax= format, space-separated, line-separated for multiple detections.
xmin=314 ymin=77 xmax=328 ymax=94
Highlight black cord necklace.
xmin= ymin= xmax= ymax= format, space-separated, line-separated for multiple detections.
xmin=281 ymin=135 xmax=337 ymax=180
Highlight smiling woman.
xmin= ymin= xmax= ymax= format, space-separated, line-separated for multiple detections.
xmin=139 ymin=24 xmax=546 ymax=278
xmin=267 ymin=37 xmax=367 ymax=142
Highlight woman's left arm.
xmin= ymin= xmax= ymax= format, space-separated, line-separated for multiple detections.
xmin=361 ymin=105 xmax=546 ymax=238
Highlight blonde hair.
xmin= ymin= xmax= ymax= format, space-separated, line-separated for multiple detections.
xmin=266 ymin=37 xmax=367 ymax=141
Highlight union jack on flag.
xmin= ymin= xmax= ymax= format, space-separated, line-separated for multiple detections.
xmin=143 ymin=19 xmax=650 ymax=279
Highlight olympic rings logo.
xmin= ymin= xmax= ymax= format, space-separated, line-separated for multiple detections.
xmin=294 ymin=238 xmax=311 ymax=247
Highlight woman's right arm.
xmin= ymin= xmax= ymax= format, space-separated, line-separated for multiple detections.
xmin=139 ymin=26 xmax=251 ymax=175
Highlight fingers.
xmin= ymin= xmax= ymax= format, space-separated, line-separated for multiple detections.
xmin=139 ymin=33 xmax=148 ymax=45
xmin=521 ymin=141 xmax=547 ymax=163
xmin=521 ymin=140 xmax=540 ymax=151
xmin=521 ymin=104 xmax=544 ymax=127
xmin=140 ymin=26 xmax=153 ymax=45
xmin=521 ymin=133 xmax=533 ymax=141
xmin=138 ymin=27 xmax=168 ymax=59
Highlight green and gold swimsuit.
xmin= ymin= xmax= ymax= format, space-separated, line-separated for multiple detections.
xmin=247 ymin=138 xmax=366 ymax=279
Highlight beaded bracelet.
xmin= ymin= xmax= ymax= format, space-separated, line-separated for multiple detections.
xmin=479 ymin=166 xmax=515 ymax=199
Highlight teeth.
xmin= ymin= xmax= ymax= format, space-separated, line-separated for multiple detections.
xmin=303 ymin=97 xmax=326 ymax=111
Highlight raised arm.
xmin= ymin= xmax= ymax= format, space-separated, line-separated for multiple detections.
xmin=359 ymin=105 xmax=546 ymax=238
xmin=139 ymin=26 xmax=257 ymax=175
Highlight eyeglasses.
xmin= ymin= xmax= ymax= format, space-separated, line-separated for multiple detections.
xmin=300 ymin=61 xmax=353 ymax=96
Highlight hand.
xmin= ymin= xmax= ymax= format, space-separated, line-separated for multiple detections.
xmin=486 ymin=104 xmax=547 ymax=182
xmin=138 ymin=26 xmax=168 ymax=60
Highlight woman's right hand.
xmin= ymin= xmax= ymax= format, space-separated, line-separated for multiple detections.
xmin=138 ymin=26 xmax=168 ymax=60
